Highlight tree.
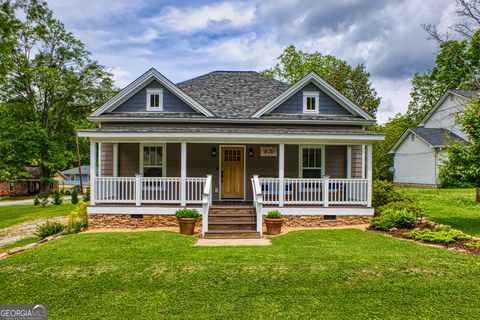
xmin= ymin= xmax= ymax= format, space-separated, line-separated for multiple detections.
xmin=371 ymin=114 xmax=414 ymax=180
xmin=440 ymin=98 xmax=480 ymax=201
xmin=408 ymin=0 xmax=480 ymax=124
xmin=0 ymin=0 xmax=115 ymax=185
xmin=407 ymin=34 xmax=480 ymax=124
xmin=262 ymin=45 xmax=381 ymax=117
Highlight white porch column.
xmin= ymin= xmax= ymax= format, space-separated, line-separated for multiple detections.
xmin=278 ymin=143 xmax=285 ymax=207
xmin=113 ymin=143 xmax=119 ymax=177
xmin=366 ymin=144 xmax=373 ymax=207
xmin=346 ymin=145 xmax=352 ymax=179
xmin=90 ymin=142 xmax=97 ymax=205
xmin=98 ymin=143 xmax=102 ymax=177
xmin=361 ymin=145 xmax=366 ymax=179
xmin=181 ymin=142 xmax=187 ymax=206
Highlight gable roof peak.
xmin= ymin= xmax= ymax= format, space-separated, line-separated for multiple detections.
xmin=251 ymin=71 xmax=374 ymax=120
xmin=90 ymin=68 xmax=215 ymax=118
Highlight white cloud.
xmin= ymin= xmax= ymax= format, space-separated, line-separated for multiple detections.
xmin=149 ymin=2 xmax=256 ymax=33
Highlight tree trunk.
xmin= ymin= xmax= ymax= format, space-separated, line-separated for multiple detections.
xmin=476 ymin=187 xmax=480 ymax=202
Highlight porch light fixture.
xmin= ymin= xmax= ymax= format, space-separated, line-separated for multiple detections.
xmin=211 ymin=147 xmax=217 ymax=157
xmin=248 ymin=148 xmax=254 ymax=157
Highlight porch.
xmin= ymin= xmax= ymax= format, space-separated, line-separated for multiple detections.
xmin=87 ymin=140 xmax=374 ymax=237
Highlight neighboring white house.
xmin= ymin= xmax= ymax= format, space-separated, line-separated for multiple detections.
xmin=389 ymin=90 xmax=475 ymax=186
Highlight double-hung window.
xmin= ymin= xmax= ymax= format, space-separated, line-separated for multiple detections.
xmin=303 ymin=91 xmax=319 ymax=113
xmin=146 ymin=88 xmax=163 ymax=111
xmin=8 ymin=182 xmax=14 ymax=192
xmin=300 ymin=147 xmax=323 ymax=178
xmin=141 ymin=145 xmax=165 ymax=177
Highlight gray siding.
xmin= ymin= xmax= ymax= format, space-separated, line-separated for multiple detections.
xmin=350 ymin=145 xmax=363 ymax=178
xmin=325 ymin=145 xmax=346 ymax=178
xmin=119 ymin=144 xmax=139 ymax=176
xmin=114 ymin=80 xmax=195 ymax=113
xmin=271 ymin=83 xmax=352 ymax=115
xmin=100 ymin=143 xmax=113 ymax=176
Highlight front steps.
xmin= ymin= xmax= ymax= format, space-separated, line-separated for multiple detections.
xmin=204 ymin=205 xmax=261 ymax=239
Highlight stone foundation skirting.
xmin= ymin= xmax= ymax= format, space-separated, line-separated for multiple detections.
xmin=88 ymin=214 xmax=203 ymax=234
xmin=282 ymin=215 xmax=371 ymax=228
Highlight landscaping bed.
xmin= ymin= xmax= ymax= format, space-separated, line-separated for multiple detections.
xmin=369 ymin=220 xmax=480 ymax=255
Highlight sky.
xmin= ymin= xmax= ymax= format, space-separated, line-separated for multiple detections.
xmin=47 ymin=0 xmax=457 ymax=123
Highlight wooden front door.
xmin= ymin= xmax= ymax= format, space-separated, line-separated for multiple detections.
xmin=221 ymin=147 xmax=244 ymax=199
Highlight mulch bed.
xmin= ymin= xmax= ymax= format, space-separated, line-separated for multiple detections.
xmin=368 ymin=220 xmax=480 ymax=255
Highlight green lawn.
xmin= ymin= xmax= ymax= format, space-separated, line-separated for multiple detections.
xmin=400 ymin=188 xmax=480 ymax=237
xmin=0 ymin=203 xmax=75 ymax=229
xmin=1 ymin=230 xmax=479 ymax=319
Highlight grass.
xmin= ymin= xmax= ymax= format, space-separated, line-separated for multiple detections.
xmin=0 ymin=203 xmax=75 ymax=229
xmin=400 ymin=188 xmax=480 ymax=237
xmin=0 ymin=196 xmax=34 ymax=202
xmin=0 ymin=236 xmax=39 ymax=254
xmin=1 ymin=230 xmax=480 ymax=319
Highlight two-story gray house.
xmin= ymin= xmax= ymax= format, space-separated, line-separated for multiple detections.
xmin=78 ymin=68 xmax=384 ymax=238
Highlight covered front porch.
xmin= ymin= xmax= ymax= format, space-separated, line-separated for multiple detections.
xmin=88 ymin=141 xmax=372 ymax=207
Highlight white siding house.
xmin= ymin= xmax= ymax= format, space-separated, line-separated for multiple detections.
xmin=389 ymin=90 xmax=474 ymax=186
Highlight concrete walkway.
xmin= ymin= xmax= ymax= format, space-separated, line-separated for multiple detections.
xmin=195 ymin=238 xmax=271 ymax=247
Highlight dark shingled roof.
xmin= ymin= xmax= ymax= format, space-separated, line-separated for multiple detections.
xmin=410 ymin=128 xmax=466 ymax=147
xmin=176 ymin=71 xmax=289 ymax=118
xmin=450 ymin=90 xmax=479 ymax=99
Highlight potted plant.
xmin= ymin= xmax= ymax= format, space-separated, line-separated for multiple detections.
xmin=175 ymin=209 xmax=200 ymax=235
xmin=264 ymin=210 xmax=284 ymax=235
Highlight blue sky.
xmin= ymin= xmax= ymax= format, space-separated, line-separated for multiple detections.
xmin=47 ymin=0 xmax=455 ymax=122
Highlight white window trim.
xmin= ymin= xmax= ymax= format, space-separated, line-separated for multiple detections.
xmin=303 ymin=91 xmax=320 ymax=114
xmin=139 ymin=143 xmax=167 ymax=176
xmin=8 ymin=182 xmax=15 ymax=192
xmin=146 ymin=88 xmax=163 ymax=111
xmin=298 ymin=145 xmax=325 ymax=178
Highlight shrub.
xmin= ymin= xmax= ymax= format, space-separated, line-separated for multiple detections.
xmin=33 ymin=196 xmax=40 ymax=206
xmin=35 ymin=221 xmax=65 ymax=239
xmin=465 ymin=241 xmax=480 ymax=248
xmin=370 ymin=209 xmax=417 ymax=231
xmin=376 ymin=200 xmax=422 ymax=216
xmin=36 ymin=192 xmax=50 ymax=207
xmin=405 ymin=225 xmax=471 ymax=244
xmin=71 ymin=188 xmax=79 ymax=204
xmin=372 ymin=180 xmax=408 ymax=208
xmin=65 ymin=203 xmax=89 ymax=233
xmin=82 ymin=187 xmax=90 ymax=202
xmin=175 ymin=208 xmax=200 ymax=219
xmin=52 ymin=189 xmax=63 ymax=205
xmin=266 ymin=210 xmax=282 ymax=219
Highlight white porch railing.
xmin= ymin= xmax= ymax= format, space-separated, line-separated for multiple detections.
xmin=93 ymin=176 xmax=208 ymax=205
xmin=251 ymin=175 xmax=263 ymax=236
xmin=201 ymin=175 xmax=213 ymax=237
xmin=257 ymin=177 xmax=369 ymax=206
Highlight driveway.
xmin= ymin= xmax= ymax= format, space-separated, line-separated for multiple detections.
xmin=0 ymin=196 xmax=71 ymax=207
xmin=0 ymin=216 xmax=66 ymax=246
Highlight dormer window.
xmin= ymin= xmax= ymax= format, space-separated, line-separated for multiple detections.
xmin=146 ymin=88 xmax=163 ymax=111
xmin=303 ymin=91 xmax=319 ymax=113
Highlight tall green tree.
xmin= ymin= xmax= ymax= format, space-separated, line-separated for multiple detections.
xmin=0 ymin=0 xmax=115 ymax=183
xmin=440 ymin=98 xmax=480 ymax=201
xmin=407 ymin=34 xmax=480 ymax=124
xmin=372 ymin=114 xmax=414 ymax=180
xmin=262 ymin=45 xmax=381 ymax=117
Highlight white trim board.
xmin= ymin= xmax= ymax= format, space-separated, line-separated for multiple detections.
xmin=252 ymin=71 xmax=374 ymax=120
xmin=90 ymin=68 xmax=214 ymax=117
xmin=78 ymin=131 xmax=385 ymax=143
